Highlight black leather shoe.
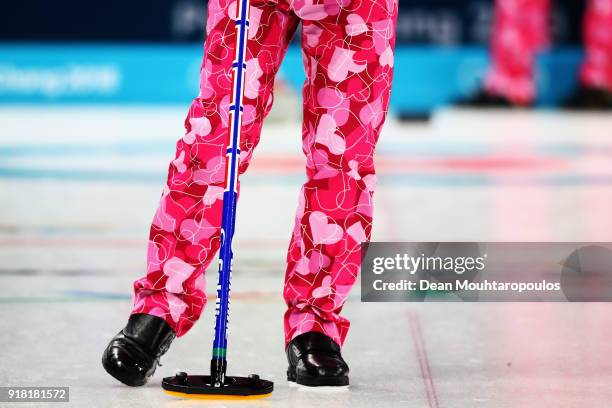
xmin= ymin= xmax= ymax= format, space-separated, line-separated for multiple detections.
xmin=286 ymin=332 xmax=349 ymax=386
xmin=561 ymin=86 xmax=612 ymax=110
xmin=102 ymin=314 xmax=175 ymax=386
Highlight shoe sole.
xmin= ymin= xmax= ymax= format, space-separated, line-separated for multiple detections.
xmin=101 ymin=354 xmax=150 ymax=387
xmin=287 ymin=367 xmax=349 ymax=387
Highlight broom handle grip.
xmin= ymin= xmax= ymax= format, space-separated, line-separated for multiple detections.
xmin=211 ymin=0 xmax=250 ymax=387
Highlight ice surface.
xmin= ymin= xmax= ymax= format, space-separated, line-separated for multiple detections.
xmin=1 ymin=107 xmax=611 ymax=407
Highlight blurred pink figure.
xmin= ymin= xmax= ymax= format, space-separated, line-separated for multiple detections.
xmin=483 ymin=0 xmax=612 ymax=106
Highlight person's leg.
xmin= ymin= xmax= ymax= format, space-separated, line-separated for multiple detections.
xmin=483 ymin=0 xmax=551 ymax=105
xmin=562 ymin=0 xmax=612 ymax=109
xmin=284 ymin=0 xmax=398 ymax=349
xmin=580 ymin=0 xmax=612 ymax=91
xmin=132 ymin=0 xmax=299 ymax=338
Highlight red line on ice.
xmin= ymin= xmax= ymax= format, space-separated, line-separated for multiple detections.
xmin=408 ymin=310 xmax=440 ymax=408
xmin=0 ymin=238 xmax=287 ymax=248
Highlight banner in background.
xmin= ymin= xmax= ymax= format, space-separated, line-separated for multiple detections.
xmin=0 ymin=44 xmax=582 ymax=114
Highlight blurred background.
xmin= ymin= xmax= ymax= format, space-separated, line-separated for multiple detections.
xmin=1 ymin=1 xmax=612 ymax=407
xmin=0 ymin=0 xmax=592 ymax=116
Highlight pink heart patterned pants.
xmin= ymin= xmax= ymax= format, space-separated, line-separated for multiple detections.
xmin=131 ymin=0 xmax=398 ymax=348
xmin=485 ymin=0 xmax=612 ymax=104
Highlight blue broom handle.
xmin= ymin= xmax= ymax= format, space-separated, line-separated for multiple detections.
xmin=211 ymin=0 xmax=250 ymax=387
